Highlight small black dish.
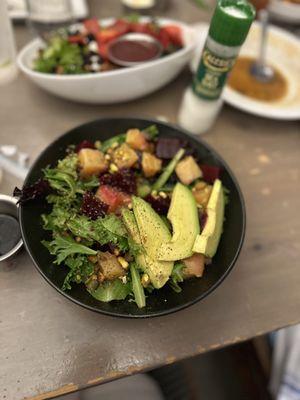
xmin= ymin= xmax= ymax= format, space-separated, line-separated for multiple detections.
xmin=19 ymin=117 xmax=246 ymax=318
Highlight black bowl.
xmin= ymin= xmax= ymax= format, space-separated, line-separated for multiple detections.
xmin=19 ymin=117 xmax=246 ymax=318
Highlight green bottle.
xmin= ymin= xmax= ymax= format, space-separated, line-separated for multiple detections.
xmin=179 ymin=0 xmax=255 ymax=134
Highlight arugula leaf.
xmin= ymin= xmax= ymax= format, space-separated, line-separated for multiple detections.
xmin=130 ymin=263 xmax=146 ymax=308
xmin=43 ymin=235 xmax=97 ymax=264
xmin=169 ymin=262 xmax=185 ymax=293
xmin=89 ymin=280 xmax=131 ymax=302
xmin=63 ymin=254 xmax=94 ymax=290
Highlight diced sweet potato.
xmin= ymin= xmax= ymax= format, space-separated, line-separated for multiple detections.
xmin=97 ymin=252 xmax=125 ymax=281
xmin=183 ymin=253 xmax=205 ymax=278
xmin=175 ymin=156 xmax=202 ymax=185
xmin=78 ymin=148 xmax=108 ymax=178
xmin=192 ymin=182 xmax=212 ymax=207
xmin=112 ymin=143 xmax=139 ymax=169
xmin=142 ymin=152 xmax=162 ymax=178
xmin=126 ymin=129 xmax=149 ymax=151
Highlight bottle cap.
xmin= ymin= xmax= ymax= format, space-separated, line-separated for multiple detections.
xmin=209 ymin=0 xmax=256 ymax=47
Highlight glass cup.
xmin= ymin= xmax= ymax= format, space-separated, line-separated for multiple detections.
xmin=0 ymin=1 xmax=18 ymax=85
xmin=26 ymin=0 xmax=73 ymax=39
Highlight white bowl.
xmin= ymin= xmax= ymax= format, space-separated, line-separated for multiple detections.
xmin=17 ymin=17 xmax=196 ymax=104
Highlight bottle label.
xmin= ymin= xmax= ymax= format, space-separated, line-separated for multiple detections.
xmin=193 ymin=41 xmax=238 ymax=101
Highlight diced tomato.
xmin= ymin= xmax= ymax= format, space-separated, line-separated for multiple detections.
xmin=110 ymin=19 xmax=131 ymax=35
xmin=84 ymin=18 xmax=100 ymax=35
xmin=97 ymin=42 xmax=108 ymax=60
xmin=68 ymin=35 xmax=85 ymax=45
xmin=162 ymin=25 xmax=183 ymax=47
xmin=96 ymin=185 xmax=131 ymax=213
xmin=158 ymin=28 xmax=171 ymax=50
xmin=129 ymin=22 xmax=149 ymax=34
xmin=199 ymin=165 xmax=221 ymax=184
xmin=96 ymin=29 xmax=120 ymax=44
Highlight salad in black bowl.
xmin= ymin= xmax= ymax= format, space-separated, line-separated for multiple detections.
xmin=16 ymin=118 xmax=245 ymax=317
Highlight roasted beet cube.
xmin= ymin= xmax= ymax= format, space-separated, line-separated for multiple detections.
xmin=199 ymin=165 xmax=221 ymax=184
xmin=156 ymin=137 xmax=183 ymax=159
xmin=81 ymin=191 xmax=108 ymax=220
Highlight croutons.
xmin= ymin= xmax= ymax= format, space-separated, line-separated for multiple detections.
xmin=192 ymin=181 xmax=212 ymax=207
xmin=126 ymin=129 xmax=149 ymax=151
xmin=78 ymin=148 xmax=108 ymax=178
xmin=112 ymin=143 xmax=139 ymax=169
xmin=142 ymin=152 xmax=162 ymax=178
xmin=175 ymin=156 xmax=202 ymax=185
xmin=183 ymin=253 xmax=205 ymax=278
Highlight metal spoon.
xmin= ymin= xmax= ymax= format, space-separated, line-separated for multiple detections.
xmin=250 ymin=9 xmax=274 ymax=83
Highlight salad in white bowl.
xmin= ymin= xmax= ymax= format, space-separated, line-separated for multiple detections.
xmin=17 ymin=16 xmax=196 ymax=104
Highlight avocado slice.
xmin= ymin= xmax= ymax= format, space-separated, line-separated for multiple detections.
xmin=157 ymin=183 xmax=200 ymax=261
xmin=122 ymin=204 xmax=173 ymax=289
xmin=192 ymin=179 xmax=225 ymax=258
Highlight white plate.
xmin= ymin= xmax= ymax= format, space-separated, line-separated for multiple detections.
xmin=7 ymin=0 xmax=88 ymax=20
xmin=269 ymin=0 xmax=300 ymax=24
xmin=191 ymin=22 xmax=300 ymax=120
xmin=17 ymin=18 xmax=197 ymax=104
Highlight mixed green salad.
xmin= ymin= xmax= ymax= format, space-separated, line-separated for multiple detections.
xmin=34 ymin=17 xmax=183 ymax=75
xmin=15 ymin=126 xmax=226 ymax=308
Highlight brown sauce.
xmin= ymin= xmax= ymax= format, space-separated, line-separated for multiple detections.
xmin=228 ymin=56 xmax=288 ymax=102
xmin=0 ymin=214 xmax=21 ymax=256
xmin=109 ymin=40 xmax=160 ymax=63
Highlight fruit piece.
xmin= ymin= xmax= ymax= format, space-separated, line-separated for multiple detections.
xmin=122 ymin=207 xmax=173 ymax=289
xmin=110 ymin=19 xmax=130 ymax=35
xmin=182 ymin=253 xmax=205 ymax=278
xmin=142 ymin=152 xmax=162 ymax=178
xmin=96 ymin=29 xmax=120 ymax=44
xmin=78 ymin=148 xmax=108 ymax=178
xmin=126 ymin=129 xmax=148 ymax=151
xmin=84 ymin=18 xmax=100 ymax=35
xmin=157 ymin=183 xmax=200 ymax=261
xmin=96 ymin=185 xmax=131 ymax=213
xmin=162 ymin=25 xmax=183 ymax=47
xmin=68 ymin=35 xmax=86 ymax=45
xmin=175 ymin=156 xmax=202 ymax=185
xmin=112 ymin=143 xmax=139 ymax=169
xmin=193 ymin=179 xmax=225 ymax=258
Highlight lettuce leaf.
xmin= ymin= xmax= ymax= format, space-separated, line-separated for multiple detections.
xmin=43 ymin=235 xmax=97 ymax=264
xmin=89 ymin=280 xmax=131 ymax=302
